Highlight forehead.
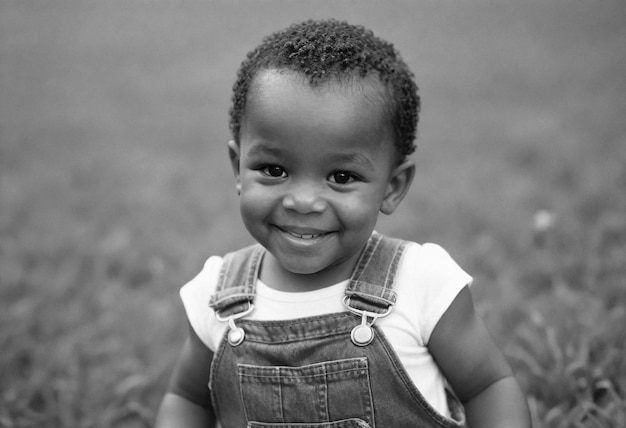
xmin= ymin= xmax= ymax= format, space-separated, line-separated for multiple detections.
xmin=242 ymin=69 xmax=393 ymax=150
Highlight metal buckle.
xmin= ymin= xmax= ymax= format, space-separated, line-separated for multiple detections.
xmin=342 ymin=296 xmax=392 ymax=346
xmin=215 ymin=304 xmax=255 ymax=346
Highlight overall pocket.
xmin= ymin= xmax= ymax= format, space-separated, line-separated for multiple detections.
xmin=239 ymin=357 xmax=374 ymax=427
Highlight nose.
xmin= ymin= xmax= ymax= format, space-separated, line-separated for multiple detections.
xmin=282 ymin=182 xmax=327 ymax=214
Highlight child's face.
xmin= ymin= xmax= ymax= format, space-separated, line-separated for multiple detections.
xmin=229 ymin=69 xmax=414 ymax=287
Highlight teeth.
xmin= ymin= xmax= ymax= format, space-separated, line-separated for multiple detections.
xmin=289 ymin=232 xmax=319 ymax=239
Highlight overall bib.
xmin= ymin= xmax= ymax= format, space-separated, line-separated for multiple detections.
xmin=209 ymin=233 xmax=465 ymax=428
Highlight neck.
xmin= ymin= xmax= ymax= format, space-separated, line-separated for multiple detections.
xmin=259 ymin=252 xmax=359 ymax=293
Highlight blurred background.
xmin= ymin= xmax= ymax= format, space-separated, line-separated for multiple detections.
xmin=1 ymin=1 xmax=625 ymax=426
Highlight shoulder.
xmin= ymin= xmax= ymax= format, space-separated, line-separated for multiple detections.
xmin=399 ymin=241 xmax=472 ymax=286
xmin=179 ymin=255 xmax=226 ymax=350
xmin=180 ymin=256 xmax=224 ymax=303
xmin=394 ymin=241 xmax=473 ymax=343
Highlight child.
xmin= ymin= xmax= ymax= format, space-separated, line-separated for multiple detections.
xmin=156 ymin=19 xmax=531 ymax=428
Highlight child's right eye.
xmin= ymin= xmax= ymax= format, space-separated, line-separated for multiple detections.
xmin=260 ymin=165 xmax=287 ymax=178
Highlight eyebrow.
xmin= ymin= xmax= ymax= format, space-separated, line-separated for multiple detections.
xmin=246 ymin=144 xmax=284 ymax=158
xmin=326 ymin=152 xmax=376 ymax=169
xmin=246 ymin=143 xmax=376 ymax=169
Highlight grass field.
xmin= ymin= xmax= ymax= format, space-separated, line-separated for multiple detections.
xmin=1 ymin=1 xmax=625 ymax=427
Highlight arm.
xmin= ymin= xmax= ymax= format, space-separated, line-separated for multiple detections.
xmin=428 ymin=286 xmax=531 ymax=428
xmin=155 ymin=326 xmax=217 ymax=428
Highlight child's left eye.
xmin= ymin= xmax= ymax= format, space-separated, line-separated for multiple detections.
xmin=329 ymin=171 xmax=356 ymax=184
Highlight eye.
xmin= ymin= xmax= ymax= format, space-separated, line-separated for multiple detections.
xmin=329 ymin=171 xmax=356 ymax=184
xmin=261 ymin=165 xmax=287 ymax=178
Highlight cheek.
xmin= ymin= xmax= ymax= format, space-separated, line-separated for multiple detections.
xmin=239 ymin=187 xmax=274 ymax=221
xmin=239 ymin=192 xmax=268 ymax=241
xmin=332 ymin=191 xmax=383 ymax=226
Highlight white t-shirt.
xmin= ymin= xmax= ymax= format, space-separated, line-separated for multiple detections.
xmin=180 ymin=241 xmax=472 ymax=417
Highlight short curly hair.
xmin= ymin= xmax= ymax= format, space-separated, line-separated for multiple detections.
xmin=229 ymin=19 xmax=420 ymax=158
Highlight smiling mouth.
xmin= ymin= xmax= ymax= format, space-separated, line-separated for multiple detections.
xmin=276 ymin=226 xmax=332 ymax=240
xmin=287 ymin=231 xmax=324 ymax=239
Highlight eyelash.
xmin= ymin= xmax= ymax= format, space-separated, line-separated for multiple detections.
xmin=259 ymin=165 xmax=286 ymax=178
xmin=257 ymin=165 xmax=359 ymax=184
xmin=329 ymin=171 xmax=358 ymax=184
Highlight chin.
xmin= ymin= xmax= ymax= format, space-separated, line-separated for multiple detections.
xmin=277 ymin=258 xmax=327 ymax=275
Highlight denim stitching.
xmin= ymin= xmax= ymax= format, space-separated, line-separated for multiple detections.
xmin=217 ymin=254 xmax=232 ymax=292
xmin=345 ymin=234 xmax=405 ymax=313
xmin=211 ymin=245 xmax=262 ymax=315
xmin=382 ymin=241 xmax=397 ymax=289
xmin=351 ymin=233 xmax=381 ymax=284
xmin=245 ymin=246 xmax=263 ymax=295
xmin=245 ymin=246 xmax=260 ymax=289
xmin=383 ymin=240 xmax=407 ymax=289
xmin=278 ymin=370 xmax=285 ymax=422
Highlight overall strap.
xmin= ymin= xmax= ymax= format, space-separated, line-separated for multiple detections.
xmin=208 ymin=244 xmax=264 ymax=318
xmin=344 ymin=232 xmax=409 ymax=315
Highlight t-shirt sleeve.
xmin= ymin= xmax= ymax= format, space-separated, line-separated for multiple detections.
xmin=179 ymin=256 xmax=224 ymax=351
xmin=411 ymin=243 xmax=473 ymax=344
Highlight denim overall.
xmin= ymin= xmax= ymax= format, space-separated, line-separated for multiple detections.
xmin=208 ymin=233 xmax=465 ymax=428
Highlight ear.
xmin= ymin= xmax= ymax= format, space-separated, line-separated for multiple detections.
xmin=227 ymin=140 xmax=242 ymax=194
xmin=380 ymin=159 xmax=415 ymax=215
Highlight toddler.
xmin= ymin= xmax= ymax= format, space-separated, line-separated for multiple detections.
xmin=156 ymin=19 xmax=531 ymax=428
